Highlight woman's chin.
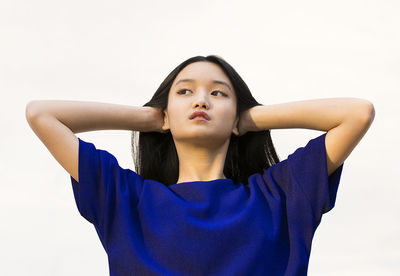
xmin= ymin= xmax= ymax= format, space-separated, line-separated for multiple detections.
xmin=173 ymin=130 xmax=231 ymax=143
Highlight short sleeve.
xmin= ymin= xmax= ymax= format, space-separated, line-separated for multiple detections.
xmin=263 ymin=132 xmax=344 ymax=230
xmin=69 ymin=138 xmax=143 ymax=230
xmin=286 ymin=132 xmax=344 ymax=223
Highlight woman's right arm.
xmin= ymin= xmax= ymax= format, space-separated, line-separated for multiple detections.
xmin=25 ymin=100 xmax=157 ymax=182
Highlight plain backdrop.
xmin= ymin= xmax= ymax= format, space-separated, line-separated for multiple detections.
xmin=1 ymin=0 xmax=398 ymax=275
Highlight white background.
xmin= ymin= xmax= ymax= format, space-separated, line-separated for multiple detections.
xmin=1 ymin=0 xmax=398 ymax=275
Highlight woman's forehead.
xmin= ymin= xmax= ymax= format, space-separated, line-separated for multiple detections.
xmin=173 ymin=61 xmax=231 ymax=86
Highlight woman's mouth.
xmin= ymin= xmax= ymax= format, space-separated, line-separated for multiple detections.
xmin=189 ymin=111 xmax=210 ymax=121
xmin=191 ymin=116 xmax=209 ymax=121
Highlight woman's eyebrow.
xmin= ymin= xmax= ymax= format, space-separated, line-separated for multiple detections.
xmin=174 ymin=78 xmax=232 ymax=92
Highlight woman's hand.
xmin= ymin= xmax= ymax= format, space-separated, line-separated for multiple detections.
xmin=145 ymin=106 xmax=169 ymax=133
xmin=237 ymin=106 xmax=263 ymax=136
xmin=237 ymin=108 xmax=252 ymax=136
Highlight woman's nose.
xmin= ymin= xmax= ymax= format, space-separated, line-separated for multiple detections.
xmin=194 ymin=101 xmax=208 ymax=109
xmin=193 ymin=91 xmax=209 ymax=109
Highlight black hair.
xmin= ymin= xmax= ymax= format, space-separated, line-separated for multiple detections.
xmin=131 ymin=55 xmax=280 ymax=186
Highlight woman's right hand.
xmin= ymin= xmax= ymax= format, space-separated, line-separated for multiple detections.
xmin=145 ymin=106 xmax=169 ymax=133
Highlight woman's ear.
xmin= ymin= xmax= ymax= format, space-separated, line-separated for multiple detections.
xmin=232 ymin=115 xmax=239 ymax=136
xmin=161 ymin=109 xmax=170 ymax=132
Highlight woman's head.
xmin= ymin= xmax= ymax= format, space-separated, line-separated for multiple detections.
xmin=162 ymin=60 xmax=239 ymax=149
xmin=132 ymin=55 xmax=280 ymax=186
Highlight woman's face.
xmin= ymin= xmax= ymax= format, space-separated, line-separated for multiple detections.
xmin=162 ymin=61 xmax=239 ymax=146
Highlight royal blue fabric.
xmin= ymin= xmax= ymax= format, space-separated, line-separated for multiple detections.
xmin=70 ymin=132 xmax=344 ymax=276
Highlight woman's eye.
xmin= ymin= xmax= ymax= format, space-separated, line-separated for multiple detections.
xmin=177 ymin=89 xmax=226 ymax=97
xmin=211 ymin=90 xmax=226 ymax=97
xmin=177 ymin=89 xmax=191 ymax=95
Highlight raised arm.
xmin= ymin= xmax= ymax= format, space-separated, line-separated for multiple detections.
xmin=238 ymin=97 xmax=375 ymax=175
xmin=25 ymin=100 xmax=159 ymax=182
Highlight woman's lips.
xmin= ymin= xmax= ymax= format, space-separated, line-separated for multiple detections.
xmin=192 ymin=116 xmax=209 ymax=121
xmin=189 ymin=111 xmax=210 ymax=120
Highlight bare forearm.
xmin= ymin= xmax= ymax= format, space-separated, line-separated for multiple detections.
xmin=26 ymin=100 xmax=153 ymax=133
xmin=244 ymin=97 xmax=374 ymax=132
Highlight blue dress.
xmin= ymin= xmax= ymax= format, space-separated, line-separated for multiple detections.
xmin=70 ymin=132 xmax=344 ymax=276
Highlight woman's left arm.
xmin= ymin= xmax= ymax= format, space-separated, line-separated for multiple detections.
xmin=239 ymin=97 xmax=375 ymax=175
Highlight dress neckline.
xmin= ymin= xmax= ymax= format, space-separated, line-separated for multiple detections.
xmin=169 ymin=178 xmax=234 ymax=188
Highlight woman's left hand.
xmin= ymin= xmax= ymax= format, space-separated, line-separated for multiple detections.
xmin=237 ymin=108 xmax=252 ymax=136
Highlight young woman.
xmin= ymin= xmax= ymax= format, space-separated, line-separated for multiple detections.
xmin=26 ymin=55 xmax=374 ymax=276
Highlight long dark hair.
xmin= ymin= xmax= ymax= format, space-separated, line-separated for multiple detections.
xmin=131 ymin=55 xmax=280 ymax=186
